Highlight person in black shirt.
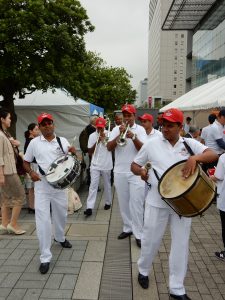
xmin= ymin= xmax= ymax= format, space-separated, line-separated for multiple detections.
xmin=24 ymin=123 xmax=40 ymax=213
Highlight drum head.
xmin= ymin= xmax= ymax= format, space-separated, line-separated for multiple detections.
xmin=46 ymin=155 xmax=74 ymax=184
xmin=159 ymin=160 xmax=199 ymax=199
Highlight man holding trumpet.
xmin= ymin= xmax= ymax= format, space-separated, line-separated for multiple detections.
xmin=107 ymin=104 xmax=147 ymax=248
xmin=84 ymin=117 xmax=113 ymax=216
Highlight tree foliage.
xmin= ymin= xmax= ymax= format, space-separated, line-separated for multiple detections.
xmin=0 ymin=0 xmax=94 ymax=132
xmin=67 ymin=51 xmax=136 ymax=112
xmin=0 ymin=0 xmax=136 ymax=133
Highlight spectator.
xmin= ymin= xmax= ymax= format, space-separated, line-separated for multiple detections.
xmin=185 ymin=125 xmax=202 ymax=142
xmin=0 ymin=108 xmax=26 ymax=235
xmin=24 ymin=123 xmax=40 ymax=213
xmin=201 ymin=114 xmax=217 ymax=145
xmin=183 ymin=116 xmax=192 ymax=134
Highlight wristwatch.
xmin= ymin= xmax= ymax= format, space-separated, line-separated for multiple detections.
xmin=132 ymin=134 xmax=136 ymax=141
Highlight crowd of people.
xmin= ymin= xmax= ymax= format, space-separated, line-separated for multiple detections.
xmin=0 ymin=105 xmax=225 ymax=300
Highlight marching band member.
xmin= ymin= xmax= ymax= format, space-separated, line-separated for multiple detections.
xmin=138 ymin=113 xmax=161 ymax=140
xmin=107 ymin=104 xmax=147 ymax=248
xmin=131 ymin=108 xmax=218 ymax=299
xmin=84 ymin=117 xmax=113 ymax=216
xmin=23 ymin=113 xmax=76 ymax=274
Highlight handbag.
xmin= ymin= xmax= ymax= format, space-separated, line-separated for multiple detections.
xmin=14 ymin=147 xmax=26 ymax=176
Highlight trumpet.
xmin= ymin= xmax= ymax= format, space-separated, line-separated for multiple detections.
xmin=102 ymin=118 xmax=111 ymax=146
xmin=116 ymin=122 xmax=130 ymax=147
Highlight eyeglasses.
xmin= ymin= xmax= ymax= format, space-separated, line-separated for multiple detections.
xmin=40 ymin=121 xmax=53 ymax=127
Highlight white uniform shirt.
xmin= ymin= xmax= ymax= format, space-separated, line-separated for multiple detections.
xmin=146 ymin=128 xmax=162 ymax=141
xmin=109 ymin=123 xmax=147 ymax=173
xmin=206 ymin=120 xmax=225 ymax=154
xmin=24 ymin=135 xmax=70 ymax=174
xmin=88 ymin=131 xmax=113 ymax=170
xmin=200 ymin=125 xmax=211 ymax=144
xmin=134 ymin=136 xmax=207 ymax=208
xmin=183 ymin=123 xmax=190 ymax=133
xmin=215 ymin=153 xmax=225 ymax=211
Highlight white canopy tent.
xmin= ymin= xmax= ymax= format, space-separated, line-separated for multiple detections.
xmin=160 ymin=76 xmax=225 ymax=127
xmin=160 ymin=76 xmax=225 ymax=112
xmin=14 ymin=89 xmax=103 ymax=150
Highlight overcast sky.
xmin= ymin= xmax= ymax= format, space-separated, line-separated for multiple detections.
xmin=79 ymin=0 xmax=149 ymax=90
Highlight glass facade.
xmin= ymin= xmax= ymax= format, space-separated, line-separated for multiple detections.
xmin=192 ymin=19 xmax=225 ymax=88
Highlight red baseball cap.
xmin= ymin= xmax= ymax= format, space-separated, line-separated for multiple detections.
xmin=138 ymin=114 xmax=154 ymax=123
xmin=162 ymin=108 xmax=183 ymax=124
xmin=95 ymin=117 xmax=106 ymax=128
xmin=121 ymin=104 xmax=136 ymax=114
xmin=37 ymin=112 xmax=53 ymax=124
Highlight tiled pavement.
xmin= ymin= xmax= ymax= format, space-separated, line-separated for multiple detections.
xmin=0 ymin=183 xmax=225 ymax=299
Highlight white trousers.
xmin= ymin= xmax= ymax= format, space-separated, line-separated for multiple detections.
xmin=86 ymin=169 xmax=112 ymax=209
xmin=138 ymin=203 xmax=192 ymax=295
xmin=34 ymin=179 xmax=68 ymax=263
xmin=114 ymin=172 xmax=145 ymax=239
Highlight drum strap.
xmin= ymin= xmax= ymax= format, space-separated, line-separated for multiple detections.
xmin=37 ymin=137 xmax=65 ymax=176
xmin=183 ymin=139 xmax=194 ymax=156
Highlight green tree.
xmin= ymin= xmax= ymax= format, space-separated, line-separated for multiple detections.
xmin=67 ymin=51 xmax=136 ymax=113
xmin=0 ymin=0 xmax=94 ymax=133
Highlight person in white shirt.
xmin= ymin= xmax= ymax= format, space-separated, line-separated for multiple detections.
xmin=200 ymin=114 xmax=216 ymax=145
xmin=23 ymin=113 xmax=76 ymax=275
xmin=183 ymin=116 xmax=192 ymax=134
xmin=107 ymin=104 xmax=147 ymax=248
xmin=131 ymin=108 xmax=218 ymax=299
xmin=209 ymin=153 xmax=225 ymax=260
xmin=203 ymin=109 xmax=225 ymax=172
xmin=84 ymin=117 xmax=113 ymax=216
xmin=138 ymin=113 xmax=161 ymax=140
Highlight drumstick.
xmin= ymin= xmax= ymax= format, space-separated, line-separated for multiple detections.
xmin=63 ymin=136 xmax=77 ymax=162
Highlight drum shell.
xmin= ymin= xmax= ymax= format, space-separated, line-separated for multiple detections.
xmin=159 ymin=161 xmax=216 ymax=217
xmin=46 ymin=155 xmax=81 ymax=190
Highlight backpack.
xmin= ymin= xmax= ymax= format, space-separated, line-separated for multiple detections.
xmin=79 ymin=127 xmax=89 ymax=153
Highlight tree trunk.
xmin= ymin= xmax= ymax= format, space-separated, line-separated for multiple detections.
xmin=0 ymin=91 xmax=17 ymax=137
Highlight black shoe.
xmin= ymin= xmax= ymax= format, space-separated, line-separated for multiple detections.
xmin=84 ymin=208 xmax=92 ymax=216
xmin=136 ymin=238 xmax=141 ymax=248
xmin=39 ymin=262 xmax=50 ymax=274
xmin=117 ymin=231 xmax=132 ymax=239
xmin=54 ymin=238 xmax=72 ymax=248
xmin=104 ymin=204 xmax=111 ymax=210
xmin=138 ymin=273 xmax=149 ymax=289
xmin=170 ymin=294 xmax=191 ymax=300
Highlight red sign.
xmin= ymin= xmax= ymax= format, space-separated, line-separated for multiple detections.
xmin=148 ymin=96 xmax=152 ymax=108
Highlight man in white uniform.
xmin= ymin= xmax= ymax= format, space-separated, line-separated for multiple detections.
xmin=131 ymin=108 xmax=218 ymax=300
xmin=200 ymin=114 xmax=216 ymax=145
xmin=210 ymin=153 xmax=225 ymax=260
xmin=107 ymin=104 xmax=147 ymax=248
xmin=203 ymin=109 xmax=225 ymax=171
xmin=24 ymin=113 xmax=76 ymax=274
xmin=138 ymin=113 xmax=161 ymax=140
xmin=84 ymin=117 xmax=113 ymax=216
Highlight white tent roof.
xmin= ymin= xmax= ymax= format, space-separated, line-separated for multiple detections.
xmin=14 ymin=89 xmax=88 ymax=107
xmin=160 ymin=76 xmax=225 ymax=112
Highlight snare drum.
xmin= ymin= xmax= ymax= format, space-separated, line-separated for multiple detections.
xmin=158 ymin=160 xmax=216 ymax=217
xmin=46 ymin=154 xmax=81 ymax=189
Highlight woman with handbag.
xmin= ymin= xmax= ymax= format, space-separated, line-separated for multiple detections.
xmin=0 ymin=108 xmax=26 ymax=235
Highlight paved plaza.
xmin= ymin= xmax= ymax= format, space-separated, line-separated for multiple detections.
xmin=0 ymin=183 xmax=225 ymax=300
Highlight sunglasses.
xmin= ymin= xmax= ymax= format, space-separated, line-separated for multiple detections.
xmin=40 ymin=121 xmax=53 ymax=127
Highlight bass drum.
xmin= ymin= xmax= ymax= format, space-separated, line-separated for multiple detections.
xmin=158 ymin=160 xmax=216 ymax=217
xmin=46 ymin=154 xmax=81 ymax=189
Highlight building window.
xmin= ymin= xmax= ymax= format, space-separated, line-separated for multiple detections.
xmin=175 ymin=41 xmax=178 ymax=45
xmin=181 ymin=34 xmax=184 ymax=38
xmin=174 ymin=70 xmax=177 ymax=74
xmin=174 ymin=84 xmax=177 ymax=88
xmin=173 ymin=91 xmax=176 ymax=95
